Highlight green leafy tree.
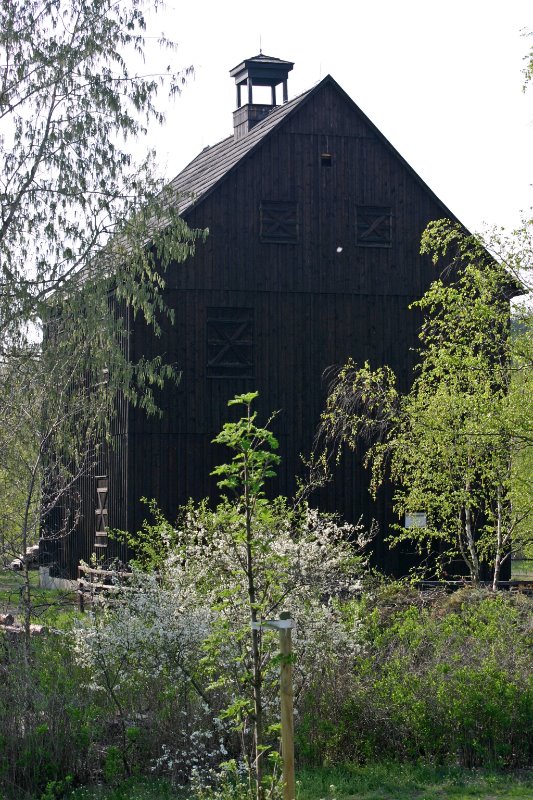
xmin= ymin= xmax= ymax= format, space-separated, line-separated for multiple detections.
xmin=0 ymin=0 xmax=205 ymax=644
xmin=0 ymin=0 xmax=198 ymax=339
xmin=210 ymin=392 xmax=281 ymax=800
xmin=319 ymin=220 xmax=532 ymax=586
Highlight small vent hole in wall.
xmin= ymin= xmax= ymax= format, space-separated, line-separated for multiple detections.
xmin=321 ymin=152 xmax=332 ymax=167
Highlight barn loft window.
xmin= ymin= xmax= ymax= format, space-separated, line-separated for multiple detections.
xmin=356 ymin=206 xmax=392 ymax=247
xmin=207 ymin=308 xmax=254 ymax=379
xmin=260 ymin=201 xmax=298 ymax=243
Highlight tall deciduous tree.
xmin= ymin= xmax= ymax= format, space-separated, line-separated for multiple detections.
xmin=211 ymin=392 xmax=281 ymax=800
xmin=319 ymin=220 xmax=532 ymax=587
xmin=0 ymin=0 xmax=204 ymax=633
xmin=1 ymin=0 xmax=197 ymax=338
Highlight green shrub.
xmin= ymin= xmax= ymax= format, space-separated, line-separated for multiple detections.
xmin=0 ymin=630 xmax=105 ymax=798
xmin=297 ymin=585 xmax=533 ymax=768
xmin=2 ymin=573 xmax=531 ymax=798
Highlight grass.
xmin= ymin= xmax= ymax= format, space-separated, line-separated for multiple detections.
xmin=511 ymin=559 xmax=533 ymax=581
xmin=44 ymin=765 xmax=533 ymax=800
xmin=0 ymin=568 xmax=77 ymax=624
xmin=0 ymin=567 xmax=37 ymax=612
xmin=296 ymin=763 xmax=533 ymax=799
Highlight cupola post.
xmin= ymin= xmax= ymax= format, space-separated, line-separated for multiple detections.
xmin=229 ymin=54 xmax=294 ymax=141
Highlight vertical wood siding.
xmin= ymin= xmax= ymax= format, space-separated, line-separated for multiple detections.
xmin=54 ymin=79 xmax=462 ymax=576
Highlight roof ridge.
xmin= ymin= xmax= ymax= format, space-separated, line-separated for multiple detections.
xmin=164 ymin=72 xmax=461 ymax=236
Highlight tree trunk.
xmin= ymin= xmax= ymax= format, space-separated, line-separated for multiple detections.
xmin=464 ymin=474 xmax=480 ymax=582
xmin=464 ymin=507 xmax=480 ymax=582
xmin=21 ymin=455 xmax=41 ymax=662
xmin=492 ymin=486 xmax=503 ymax=591
xmin=244 ymin=456 xmax=264 ymax=800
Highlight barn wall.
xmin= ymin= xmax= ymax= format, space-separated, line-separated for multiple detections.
xmin=125 ymin=80 xmax=451 ymax=573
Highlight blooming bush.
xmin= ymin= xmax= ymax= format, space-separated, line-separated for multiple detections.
xmin=72 ymin=498 xmax=370 ymax=785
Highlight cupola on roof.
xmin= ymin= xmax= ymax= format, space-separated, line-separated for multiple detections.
xmin=229 ymin=53 xmax=294 ymax=140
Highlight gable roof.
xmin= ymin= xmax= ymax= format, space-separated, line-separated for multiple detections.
xmin=168 ymin=75 xmax=457 ymax=222
xmin=167 ymin=85 xmax=313 ymax=215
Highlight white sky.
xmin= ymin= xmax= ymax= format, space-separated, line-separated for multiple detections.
xmin=142 ymin=0 xmax=532 ymax=234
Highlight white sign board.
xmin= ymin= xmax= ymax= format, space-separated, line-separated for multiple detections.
xmin=405 ymin=512 xmax=427 ymax=529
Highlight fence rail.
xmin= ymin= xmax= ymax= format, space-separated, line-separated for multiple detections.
xmin=77 ymin=564 xmax=134 ymax=611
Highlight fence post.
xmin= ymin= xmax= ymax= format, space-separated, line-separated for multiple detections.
xmin=279 ymin=611 xmax=295 ymax=800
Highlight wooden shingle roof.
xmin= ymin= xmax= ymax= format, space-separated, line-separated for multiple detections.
xmin=167 ymin=86 xmax=313 ymax=215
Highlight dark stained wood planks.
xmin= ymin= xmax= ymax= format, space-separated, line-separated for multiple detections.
xmin=48 ymin=72 xmax=469 ymax=578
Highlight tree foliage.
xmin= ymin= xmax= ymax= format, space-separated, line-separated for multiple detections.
xmin=0 ymin=0 xmax=205 ymax=633
xmin=0 ymin=0 xmax=198 ymax=336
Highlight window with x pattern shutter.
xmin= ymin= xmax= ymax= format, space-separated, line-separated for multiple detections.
xmin=356 ymin=206 xmax=392 ymax=247
xmin=207 ymin=308 xmax=254 ymax=379
xmin=260 ymin=201 xmax=298 ymax=243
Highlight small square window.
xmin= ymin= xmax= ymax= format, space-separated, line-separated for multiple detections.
xmin=260 ymin=201 xmax=298 ymax=243
xmin=207 ymin=308 xmax=254 ymax=379
xmin=356 ymin=206 xmax=392 ymax=247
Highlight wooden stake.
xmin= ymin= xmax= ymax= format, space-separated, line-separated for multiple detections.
xmin=250 ymin=614 xmax=296 ymax=799
xmin=279 ymin=611 xmax=295 ymax=800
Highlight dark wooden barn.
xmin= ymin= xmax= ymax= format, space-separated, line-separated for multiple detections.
xmin=41 ymin=53 xmax=465 ymax=583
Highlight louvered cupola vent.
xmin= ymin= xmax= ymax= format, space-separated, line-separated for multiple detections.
xmin=229 ymin=53 xmax=294 ymax=141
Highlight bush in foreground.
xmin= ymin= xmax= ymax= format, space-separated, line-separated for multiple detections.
xmin=1 ymin=582 xmax=531 ymax=799
xmin=298 ymin=583 xmax=533 ymax=769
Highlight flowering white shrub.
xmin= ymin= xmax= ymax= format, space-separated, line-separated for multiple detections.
xmin=72 ymin=500 xmax=370 ymax=783
xmin=170 ymin=500 xmax=369 ymax=702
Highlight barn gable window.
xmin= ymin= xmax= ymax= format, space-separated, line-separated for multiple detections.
xmin=207 ymin=308 xmax=254 ymax=378
xmin=260 ymin=201 xmax=298 ymax=243
xmin=356 ymin=206 xmax=392 ymax=247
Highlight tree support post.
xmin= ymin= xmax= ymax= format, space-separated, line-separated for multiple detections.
xmin=279 ymin=611 xmax=295 ymax=800
xmin=252 ymin=613 xmax=296 ymax=800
